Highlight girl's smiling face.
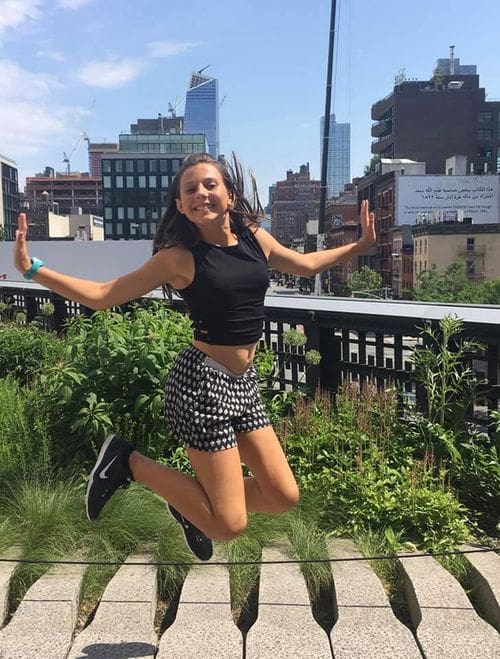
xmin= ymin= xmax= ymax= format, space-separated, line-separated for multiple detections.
xmin=175 ymin=163 xmax=233 ymax=227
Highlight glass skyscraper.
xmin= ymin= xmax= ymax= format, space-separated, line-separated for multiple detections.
xmin=320 ymin=114 xmax=351 ymax=199
xmin=184 ymin=72 xmax=219 ymax=158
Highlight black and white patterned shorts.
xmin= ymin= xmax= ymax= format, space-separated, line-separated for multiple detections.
xmin=164 ymin=345 xmax=271 ymax=452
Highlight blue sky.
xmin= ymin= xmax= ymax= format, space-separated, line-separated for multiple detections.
xmin=1 ymin=0 xmax=500 ymax=204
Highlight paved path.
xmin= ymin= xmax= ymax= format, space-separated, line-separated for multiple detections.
xmin=0 ymin=543 xmax=498 ymax=658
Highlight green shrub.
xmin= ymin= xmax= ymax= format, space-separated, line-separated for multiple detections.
xmin=0 ymin=377 xmax=53 ymax=487
xmin=283 ymin=385 xmax=471 ymax=551
xmin=0 ymin=324 xmax=64 ymax=384
xmin=38 ymin=302 xmax=193 ymax=470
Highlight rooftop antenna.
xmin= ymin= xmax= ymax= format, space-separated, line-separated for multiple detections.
xmin=449 ymin=45 xmax=455 ymax=75
xmin=197 ymin=65 xmax=210 ymax=75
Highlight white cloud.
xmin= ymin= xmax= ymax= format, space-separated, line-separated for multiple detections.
xmin=76 ymin=57 xmax=144 ymax=88
xmin=147 ymin=40 xmax=201 ymax=58
xmin=0 ymin=0 xmax=42 ymax=36
xmin=36 ymin=49 xmax=66 ymax=62
xmin=1 ymin=58 xmax=61 ymax=99
xmin=56 ymin=0 xmax=95 ymax=9
xmin=0 ymin=59 xmax=87 ymax=159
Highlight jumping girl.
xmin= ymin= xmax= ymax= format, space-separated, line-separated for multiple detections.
xmin=14 ymin=153 xmax=375 ymax=560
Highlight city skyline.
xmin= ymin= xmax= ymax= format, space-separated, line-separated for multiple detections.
xmin=1 ymin=0 xmax=500 ymax=204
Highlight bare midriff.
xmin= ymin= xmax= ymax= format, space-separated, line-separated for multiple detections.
xmin=192 ymin=340 xmax=258 ymax=375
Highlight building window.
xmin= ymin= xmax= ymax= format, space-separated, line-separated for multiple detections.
xmin=126 ymin=176 xmax=134 ymax=188
xmin=161 ymin=175 xmax=168 ymax=188
xmin=151 ymin=222 xmax=157 ymax=234
xmin=125 ymin=160 xmax=134 ymax=173
xmin=137 ymin=160 xmax=145 ymax=173
xmin=466 ymin=237 xmax=475 ymax=252
xmin=477 ymin=147 xmax=492 ymax=159
xmin=102 ymin=160 xmax=111 ymax=174
xmin=117 ymin=207 xmax=124 ymax=220
xmin=149 ymin=176 xmax=157 ymax=188
xmin=149 ymin=160 xmax=157 ymax=173
xmin=466 ymin=260 xmax=475 ymax=276
xmin=477 ymin=129 xmax=492 ymax=141
xmin=478 ymin=111 xmax=492 ymax=123
xmin=159 ymin=160 xmax=168 ymax=173
xmin=103 ymin=176 xmax=111 ymax=188
xmin=127 ymin=207 xmax=135 ymax=220
xmin=138 ymin=207 xmax=146 ymax=219
xmin=139 ymin=175 xmax=146 ymax=188
xmin=104 ymin=207 xmax=112 ymax=220
xmin=172 ymin=160 xmax=181 ymax=174
xmin=116 ymin=176 xmax=123 ymax=188
xmin=105 ymin=222 xmax=113 ymax=235
xmin=115 ymin=160 xmax=123 ymax=173
xmin=116 ymin=223 xmax=123 ymax=236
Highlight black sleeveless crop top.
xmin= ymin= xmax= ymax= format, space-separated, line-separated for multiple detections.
xmin=177 ymin=226 xmax=270 ymax=345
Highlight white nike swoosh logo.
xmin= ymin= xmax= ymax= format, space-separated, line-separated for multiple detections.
xmin=99 ymin=456 xmax=117 ymax=479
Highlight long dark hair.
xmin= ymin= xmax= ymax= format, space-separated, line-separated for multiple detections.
xmin=152 ymin=152 xmax=265 ymax=297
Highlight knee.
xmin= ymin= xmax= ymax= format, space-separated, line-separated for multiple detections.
xmin=211 ymin=513 xmax=248 ymax=542
xmin=270 ymin=482 xmax=301 ymax=513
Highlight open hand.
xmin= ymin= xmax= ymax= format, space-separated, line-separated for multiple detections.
xmin=359 ymin=200 xmax=376 ymax=247
xmin=14 ymin=213 xmax=32 ymax=274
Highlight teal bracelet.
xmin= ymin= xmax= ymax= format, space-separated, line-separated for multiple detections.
xmin=23 ymin=257 xmax=45 ymax=281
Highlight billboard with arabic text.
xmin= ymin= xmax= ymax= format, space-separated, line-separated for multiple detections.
xmin=396 ymin=175 xmax=500 ymax=225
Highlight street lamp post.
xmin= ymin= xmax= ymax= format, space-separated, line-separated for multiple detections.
xmin=314 ymin=0 xmax=338 ymax=296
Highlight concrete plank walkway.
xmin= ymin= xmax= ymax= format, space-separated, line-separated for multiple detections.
xmin=0 ymin=561 xmax=85 ymax=659
xmin=461 ymin=543 xmax=500 ymax=632
xmin=245 ymin=546 xmax=332 ymax=658
xmin=329 ymin=538 xmax=422 ymax=659
xmin=0 ymin=547 xmax=21 ymax=628
xmin=67 ymin=553 xmax=157 ymax=659
xmin=157 ymin=549 xmax=242 ymax=658
xmin=399 ymin=551 xmax=500 ymax=659
xmin=0 ymin=545 xmax=498 ymax=658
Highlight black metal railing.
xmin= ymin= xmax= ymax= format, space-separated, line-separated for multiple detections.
xmin=1 ymin=284 xmax=500 ymax=418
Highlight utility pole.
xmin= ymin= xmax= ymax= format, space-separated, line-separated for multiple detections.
xmin=314 ymin=0 xmax=337 ymax=296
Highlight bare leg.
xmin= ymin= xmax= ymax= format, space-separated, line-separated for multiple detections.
xmin=236 ymin=425 xmax=300 ymax=514
xmin=129 ymin=446 xmax=247 ymax=542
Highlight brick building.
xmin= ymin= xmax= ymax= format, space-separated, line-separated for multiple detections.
xmin=271 ymin=164 xmax=320 ymax=244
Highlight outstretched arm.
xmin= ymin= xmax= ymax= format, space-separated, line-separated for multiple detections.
xmin=13 ymin=212 xmax=181 ymax=310
xmin=256 ymin=200 xmax=376 ymax=276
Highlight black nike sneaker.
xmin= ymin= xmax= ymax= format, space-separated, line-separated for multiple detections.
xmin=85 ymin=434 xmax=134 ymax=521
xmin=167 ymin=503 xmax=213 ymax=561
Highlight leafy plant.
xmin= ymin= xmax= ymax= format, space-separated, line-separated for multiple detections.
xmin=38 ymin=303 xmax=194 ymax=469
xmin=411 ymin=316 xmax=483 ymax=433
xmin=283 ymin=385 xmax=471 ymax=551
xmin=0 ymin=324 xmax=64 ymax=384
xmin=0 ymin=377 xmax=52 ymax=486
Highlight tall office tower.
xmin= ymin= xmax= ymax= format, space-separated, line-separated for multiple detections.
xmin=102 ymin=132 xmax=207 ymax=240
xmin=183 ymin=71 xmax=219 ymax=158
xmin=0 ymin=154 xmax=20 ymax=240
xmin=371 ymin=50 xmax=500 ymax=175
xmin=320 ymin=114 xmax=351 ymax=199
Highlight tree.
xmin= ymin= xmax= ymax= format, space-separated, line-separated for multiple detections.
xmin=364 ymin=155 xmax=381 ymax=176
xmin=416 ymin=261 xmax=479 ymax=303
xmin=0 ymin=226 xmax=5 ymax=241
xmin=349 ymin=266 xmax=383 ymax=296
xmin=394 ymin=68 xmax=407 ymax=86
xmin=478 ymin=279 xmax=500 ymax=305
xmin=431 ymin=66 xmax=445 ymax=89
